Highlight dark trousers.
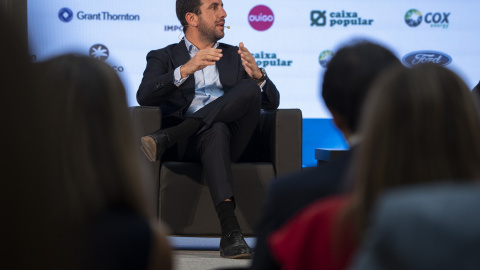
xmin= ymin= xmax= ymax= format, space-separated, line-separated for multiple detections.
xmin=164 ymin=79 xmax=261 ymax=206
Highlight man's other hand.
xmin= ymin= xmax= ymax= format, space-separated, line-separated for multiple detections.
xmin=181 ymin=48 xmax=223 ymax=78
xmin=238 ymin=42 xmax=262 ymax=80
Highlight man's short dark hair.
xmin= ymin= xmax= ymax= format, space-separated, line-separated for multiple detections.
xmin=176 ymin=0 xmax=203 ymax=33
xmin=322 ymin=41 xmax=400 ymax=133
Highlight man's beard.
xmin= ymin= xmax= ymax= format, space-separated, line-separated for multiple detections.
xmin=198 ymin=18 xmax=224 ymax=43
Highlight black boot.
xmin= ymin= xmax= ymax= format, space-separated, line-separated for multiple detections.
xmin=216 ymin=201 xmax=252 ymax=259
xmin=140 ymin=130 xmax=170 ymax=162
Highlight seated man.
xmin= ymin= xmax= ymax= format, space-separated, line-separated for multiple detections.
xmin=251 ymin=41 xmax=400 ymax=269
xmin=136 ymin=0 xmax=279 ymax=259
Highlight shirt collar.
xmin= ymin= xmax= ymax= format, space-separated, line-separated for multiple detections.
xmin=184 ymin=37 xmax=219 ymax=55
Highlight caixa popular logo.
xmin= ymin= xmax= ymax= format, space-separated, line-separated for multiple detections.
xmin=311 ymin=10 xmax=374 ymax=27
xmin=404 ymin=9 xmax=450 ymax=29
xmin=248 ymin=5 xmax=274 ymax=31
xmin=253 ymin=51 xmax=293 ymax=68
xmin=402 ymin=51 xmax=452 ymax=67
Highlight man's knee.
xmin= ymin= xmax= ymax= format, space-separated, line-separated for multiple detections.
xmin=198 ymin=123 xmax=231 ymax=150
xmin=235 ymin=79 xmax=261 ymax=103
xmin=209 ymin=122 xmax=230 ymax=137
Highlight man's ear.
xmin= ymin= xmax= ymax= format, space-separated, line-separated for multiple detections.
xmin=185 ymin=12 xmax=198 ymax=27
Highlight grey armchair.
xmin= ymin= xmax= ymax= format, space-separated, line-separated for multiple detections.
xmin=130 ymin=106 xmax=302 ymax=236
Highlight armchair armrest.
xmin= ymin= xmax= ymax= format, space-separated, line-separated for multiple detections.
xmin=129 ymin=106 xmax=162 ymax=140
xmin=129 ymin=106 xmax=302 ymax=178
xmin=266 ymin=109 xmax=302 ymax=176
xmin=129 ymin=106 xmax=162 ymax=216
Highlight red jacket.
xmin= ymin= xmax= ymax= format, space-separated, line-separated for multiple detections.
xmin=269 ymin=195 xmax=356 ymax=270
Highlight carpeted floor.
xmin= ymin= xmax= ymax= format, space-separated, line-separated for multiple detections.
xmin=173 ymin=250 xmax=251 ymax=270
xmin=168 ymin=236 xmax=256 ymax=250
xmin=169 ymin=237 xmax=256 ymax=270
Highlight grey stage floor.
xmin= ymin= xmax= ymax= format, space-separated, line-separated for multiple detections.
xmin=173 ymin=250 xmax=251 ymax=270
xmin=169 ymin=237 xmax=254 ymax=270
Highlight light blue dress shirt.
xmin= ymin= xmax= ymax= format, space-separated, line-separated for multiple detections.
xmin=173 ymin=38 xmax=265 ymax=116
xmin=173 ymin=38 xmax=225 ymax=116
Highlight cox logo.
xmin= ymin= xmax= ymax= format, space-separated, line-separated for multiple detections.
xmin=405 ymin=9 xmax=450 ymax=28
xmin=248 ymin=5 xmax=274 ymax=31
xmin=405 ymin=9 xmax=422 ymax=27
xmin=58 ymin=7 xmax=74 ymax=23
xmin=89 ymin=44 xmax=109 ymax=61
xmin=402 ymin=51 xmax=452 ymax=67
xmin=318 ymin=50 xmax=334 ymax=68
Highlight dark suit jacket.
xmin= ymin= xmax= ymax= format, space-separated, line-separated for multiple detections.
xmin=350 ymin=182 xmax=480 ymax=270
xmin=137 ymin=39 xmax=280 ymax=120
xmin=251 ymin=149 xmax=354 ymax=270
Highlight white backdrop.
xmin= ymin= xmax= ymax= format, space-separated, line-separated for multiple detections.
xmin=28 ymin=0 xmax=480 ymax=119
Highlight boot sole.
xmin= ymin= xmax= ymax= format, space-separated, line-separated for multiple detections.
xmin=140 ymin=136 xmax=157 ymax=162
xmin=220 ymin=252 xmax=252 ymax=259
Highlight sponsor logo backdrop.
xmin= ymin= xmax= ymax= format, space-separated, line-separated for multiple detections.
xmin=28 ymin=0 xmax=480 ymax=165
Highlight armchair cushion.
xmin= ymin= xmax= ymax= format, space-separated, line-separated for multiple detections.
xmin=129 ymin=106 xmax=302 ymax=235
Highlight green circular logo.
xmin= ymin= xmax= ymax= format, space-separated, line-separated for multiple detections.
xmin=319 ymin=50 xmax=334 ymax=68
xmin=405 ymin=9 xmax=422 ymax=27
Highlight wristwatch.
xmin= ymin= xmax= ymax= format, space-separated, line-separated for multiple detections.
xmin=253 ymin=68 xmax=267 ymax=84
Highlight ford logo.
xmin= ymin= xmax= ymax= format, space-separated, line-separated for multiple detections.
xmin=402 ymin=51 xmax=452 ymax=67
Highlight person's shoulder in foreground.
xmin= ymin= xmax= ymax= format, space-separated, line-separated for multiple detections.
xmin=268 ymin=194 xmax=354 ymax=270
xmin=268 ymin=150 xmax=353 ymax=221
xmin=251 ymin=150 xmax=353 ymax=270
xmin=350 ymin=182 xmax=480 ymax=270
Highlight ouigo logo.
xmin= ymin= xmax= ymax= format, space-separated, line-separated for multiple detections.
xmin=58 ymin=7 xmax=74 ymax=23
xmin=248 ymin=5 xmax=274 ymax=31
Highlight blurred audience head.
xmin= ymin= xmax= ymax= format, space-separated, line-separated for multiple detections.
xmin=322 ymin=41 xmax=401 ymax=140
xmin=350 ymin=183 xmax=480 ymax=270
xmin=349 ymin=63 xmax=480 ymax=238
xmin=472 ymin=80 xmax=480 ymax=104
xmin=36 ymin=54 xmax=150 ymax=221
xmin=0 ymin=10 xmax=65 ymax=270
xmin=33 ymin=54 xmax=172 ymax=269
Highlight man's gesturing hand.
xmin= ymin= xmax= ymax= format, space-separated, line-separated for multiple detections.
xmin=180 ymin=48 xmax=223 ymax=78
xmin=238 ymin=42 xmax=262 ymax=81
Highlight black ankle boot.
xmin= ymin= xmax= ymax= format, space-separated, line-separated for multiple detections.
xmin=140 ymin=130 xmax=170 ymax=162
xmin=220 ymin=229 xmax=252 ymax=259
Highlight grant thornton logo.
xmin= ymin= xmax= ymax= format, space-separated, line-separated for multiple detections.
xmin=58 ymin=7 xmax=74 ymax=23
xmin=319 ymin=50 xmax=334 ymax=68
xmin=89 ymin=44 xmax=109 ymax=61
xmin=248 ymin=5 xmax=274 ymax=31
xmin=405 ymin=9 xmax=422 ymax=27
